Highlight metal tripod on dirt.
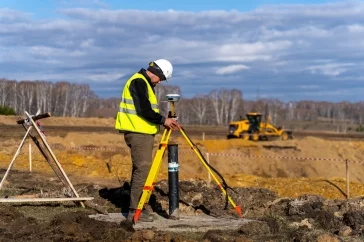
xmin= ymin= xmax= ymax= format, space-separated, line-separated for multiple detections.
xmin=133 ymin=98 xmax=242 ymax=223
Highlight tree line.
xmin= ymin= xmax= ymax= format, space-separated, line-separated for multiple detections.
xmin=1 ymin=78 xmax=364 ymax=126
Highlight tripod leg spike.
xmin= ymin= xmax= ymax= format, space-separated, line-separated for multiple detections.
xmin=134 ymin=209 xmax=142 ymax=223
xmin=235 ymin=205 xmax=242 ymax=217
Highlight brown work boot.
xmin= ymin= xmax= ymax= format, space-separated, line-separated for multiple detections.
xmin=128 ymin=209 xmax=155 ymax=223
xmin=119 ymin=215 xmax=134 ymax=232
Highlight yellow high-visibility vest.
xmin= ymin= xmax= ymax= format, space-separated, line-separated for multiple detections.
xmin=115 ymin=73 xmax=160 ymax=134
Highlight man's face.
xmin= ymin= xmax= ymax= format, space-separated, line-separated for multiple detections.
xmin=150 ymin=74 xmax=162 ymax=86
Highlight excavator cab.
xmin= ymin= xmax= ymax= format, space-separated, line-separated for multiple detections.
xmin=246 ymin=113 xmax=262 ymax=133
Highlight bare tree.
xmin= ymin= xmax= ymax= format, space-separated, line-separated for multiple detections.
xmin=209 ymin=90 xmax=222 ymax=125
xmin=35 ymin=81 xmax=53 ymax=113
xmin=229 ymin=89 xmax=243 ymax=122
xmin=189 ymin=95 xmax=208 ymax=125
xmin=18 ymin=81 xmax=36 ymax=113
xmin=7 ymin=81 xmax=18 ymax=113
xmin=0 ymin=79 xmax=7 ymax=106
xmin=220 ymin=89 xmax=231 ymax=124
xmin=80 ymin=85 xmax=97 ymax=116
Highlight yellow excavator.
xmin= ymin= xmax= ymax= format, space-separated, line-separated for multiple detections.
xmin=227 ymin=112 xmax=293 ymax=141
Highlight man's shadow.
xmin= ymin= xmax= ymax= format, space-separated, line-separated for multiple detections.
xmin=98 ymin=182 xmax=168 ymax=217
xmin=98 ymin=182 xmax=131 ymax=213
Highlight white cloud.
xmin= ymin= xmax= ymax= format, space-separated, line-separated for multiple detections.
xmin=305 ymin=63 xmax=355 ymax=77
xmin=216 ymin=64 xmax=250 ymax=75
xmin=298 ymin=85 xmax=319 ymax=90
xmin=219 ymin=41 xmax=292 ymax=55
xmin=347 ymin=24 xmax=364 ymax=33
xmin=88 ymin=73 xmax=125 ymax=82
xmin=0 ymin=8 xmax=31 ymax=22
xmin=80 ymin=38 xmax=95 ymax=48
xmin=29 ymin=46 xmax=86 ymax=58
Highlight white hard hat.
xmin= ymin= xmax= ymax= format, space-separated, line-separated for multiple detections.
xmin=148 ymin=59 xmax=173 ymax=81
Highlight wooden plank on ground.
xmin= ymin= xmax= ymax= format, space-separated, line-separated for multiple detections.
xmin=0 ymin=197 xmax=94 ymax=203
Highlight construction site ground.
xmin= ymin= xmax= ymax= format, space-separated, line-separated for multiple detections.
xmin=0 ymin=115 xmax=363 ymax=241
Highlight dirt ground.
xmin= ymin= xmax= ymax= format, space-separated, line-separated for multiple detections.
xmin=0 ymin=115 xmax=363 ymax=241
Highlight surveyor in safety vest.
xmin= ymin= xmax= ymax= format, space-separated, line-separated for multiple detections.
xmin=115 ymin=59 xmax=179 ymax=227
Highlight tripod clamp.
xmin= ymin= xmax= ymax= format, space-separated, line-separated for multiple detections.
xmin=17 ymin=112 xmax=51 ymax=126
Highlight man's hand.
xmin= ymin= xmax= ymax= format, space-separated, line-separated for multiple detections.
xmin=164 ymin=118 xmax=180 ymax=130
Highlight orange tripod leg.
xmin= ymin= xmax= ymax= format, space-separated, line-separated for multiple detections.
xmin=133 ymin=128 xmax=172 ymax=223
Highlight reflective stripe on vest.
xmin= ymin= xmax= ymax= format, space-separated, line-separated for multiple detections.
xmin=115 ymin=72 xmax=160 ymax=134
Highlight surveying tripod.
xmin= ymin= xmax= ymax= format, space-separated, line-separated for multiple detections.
xmin=133 ymin=94 xmax=242 ymax=223
xmin=0 ymin=111 xmax=101 ymax=211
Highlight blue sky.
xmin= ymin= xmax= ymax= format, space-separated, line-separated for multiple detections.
xmin=1 ymin=0 xmax=333 ymax=15
xmin=1 ymin=0 xmax=364 ymax=101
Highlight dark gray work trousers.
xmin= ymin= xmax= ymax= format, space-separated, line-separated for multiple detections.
xmin=124 ymin=132 xmax=154 ymax=210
